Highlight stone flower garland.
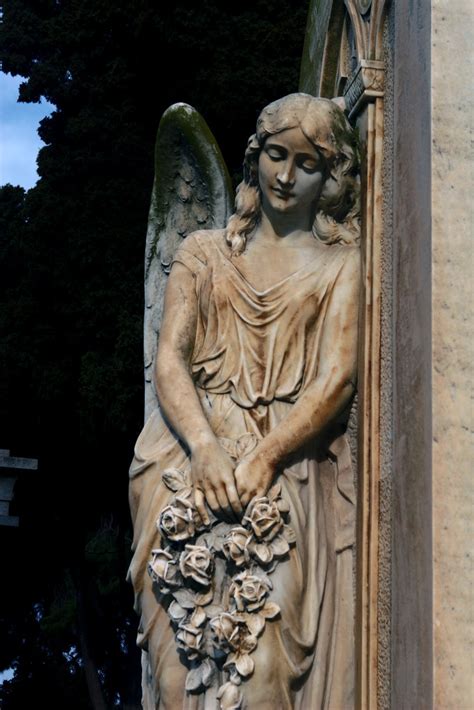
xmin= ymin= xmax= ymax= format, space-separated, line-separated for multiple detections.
xmin=148 ymin=464 xmax=296 ymax=709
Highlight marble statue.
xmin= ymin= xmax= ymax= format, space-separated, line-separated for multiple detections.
xmin=128 ymin=93 xmax=361 ymax=709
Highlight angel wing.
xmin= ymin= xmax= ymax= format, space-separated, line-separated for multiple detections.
xmin=144 ymin=103 xmax=233 ymax=419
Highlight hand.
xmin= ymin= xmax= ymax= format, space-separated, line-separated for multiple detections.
xmin=191 ymin=439 xmax=243 ymax=523
xmin=234 ymin=453 xmax=276 ymax=509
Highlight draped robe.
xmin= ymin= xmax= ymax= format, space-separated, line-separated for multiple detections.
xmin=129 ymin=230 xmax=359 ymax=709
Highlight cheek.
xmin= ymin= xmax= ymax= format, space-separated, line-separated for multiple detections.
xmin=258 ymin=155 xmax=276 ymax=185
xmin=300 ymin=173 xmax=324 ymax=200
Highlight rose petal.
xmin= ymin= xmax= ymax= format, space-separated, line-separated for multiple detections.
xmin=190 ymin=571 xmax=211 ymax=587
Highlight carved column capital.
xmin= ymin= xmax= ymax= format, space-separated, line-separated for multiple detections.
xmin=344 ymin=59 xmax=385 ymax=118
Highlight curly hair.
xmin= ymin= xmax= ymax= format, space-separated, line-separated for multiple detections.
xmin=225 ymin=93 xmax=360 ymax=256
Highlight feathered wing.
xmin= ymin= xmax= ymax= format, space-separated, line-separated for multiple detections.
xmin=144 ymin=103 xmax=233 ymax=419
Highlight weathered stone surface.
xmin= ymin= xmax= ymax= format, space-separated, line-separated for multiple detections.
xmin=431 ymin=1 xmax=474 ymax=706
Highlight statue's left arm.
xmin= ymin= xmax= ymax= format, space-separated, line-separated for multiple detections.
xmin=235 ymin=248 xmax=360 ymax=506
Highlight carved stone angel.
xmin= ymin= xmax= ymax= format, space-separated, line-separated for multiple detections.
xmin=128 ymin=93 xmax=360 ymax=709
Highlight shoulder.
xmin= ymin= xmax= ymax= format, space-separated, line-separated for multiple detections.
xmin=330 ymin=243 xmax=360 ymax=273
xmin=182 ymin=228 xmax=226 ymax=247
xmin=179 ymin=229 xmax=227 ymax=257
xmin=173 ymin=229 xmax=227 ymax=276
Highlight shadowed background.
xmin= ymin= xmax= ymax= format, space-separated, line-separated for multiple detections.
xmin=0 ymin=1 xmax=309 ymax=707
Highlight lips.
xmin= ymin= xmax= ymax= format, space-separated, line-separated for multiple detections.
xmin=272 ymin=188 xmax=294 ymax=199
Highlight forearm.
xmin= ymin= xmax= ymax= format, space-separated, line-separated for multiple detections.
xmin=255 ymin=374 xmax=355 ymax=467
xmin=155 ymin=349 xmax=216 ymax=453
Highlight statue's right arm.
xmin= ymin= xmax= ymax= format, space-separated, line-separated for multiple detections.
xmin=155 ymin=262 xmax=243 ymax=521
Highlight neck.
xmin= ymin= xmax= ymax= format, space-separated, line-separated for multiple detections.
xmin=258 ymin=200 xmax=313 ymax=243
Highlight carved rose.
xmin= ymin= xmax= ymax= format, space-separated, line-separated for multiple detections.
xmin=210 ymin=612 xmax=253 ymax=653
xmin=222 ymin=527 xmax=251 ymax=567
xmin=176 ymin=606 xmax=206 ymax=659
xmin=229 ymin=572 xmax=271 ymax=613
xmin=176 ymin=623 xmax=204 ymax=658
xmin=158 ymin=494 xmax=195 ymax=542
xmin=179 ymin=544 xmax=214 ymax=587
xmin=243 ymin=497 xmax=283 ymax=542
xmin=148 ymin=548 xmax=180 ymax=589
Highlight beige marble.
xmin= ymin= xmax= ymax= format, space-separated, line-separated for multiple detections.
xmin=129 ymin=95 xmax=362 ymax=709
xmin=431 ymin=1 xmax=474 ymax=706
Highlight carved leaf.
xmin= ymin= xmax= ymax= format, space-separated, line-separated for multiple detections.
xmin=169 ymin=600 xmax=187 ymax=622
xmin=191 ymin=606 xmax=207 ymax=628
xmin=194 ymin=588 xmax=214 ymax=606
xmin=234 ymin=653 xmax=254 ymax=678
xmin=217 ymin=680 xmax=243 ymax=708
xmin=204 ymin=604 xmax=225 ymax=618
xmin=185 ymin=665 xmax=203 ymax=692
xmin=260 ymin=601 xmax=280 ymax=619
xmin=271 ymin=535 xmax=290 ymax=557
xmin=252 ymin=542 xmax=273 ymax=565
xmin=282 ymin=524 xmax=297 ymax=545
xmin=172 ymin=588 xmax=197 ymax=610
xmin=276 ymin=498 xmax=290 ymax=514
xmin=245 ymin=613 xmax=265 ymax=637
xmin=267 ymin=482 xmax=282 ymax=501
xmin=162 ymin=467 xmax=190 ymax=492
xmin=201 ymin=658 xmax=216 ymax=688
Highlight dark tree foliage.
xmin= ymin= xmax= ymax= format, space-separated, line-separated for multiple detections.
xmin=0 ymin=1 xmax=308 ymax=706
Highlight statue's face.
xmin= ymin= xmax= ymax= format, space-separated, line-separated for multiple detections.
xmin=258 ymin=126 xmax=325 ymax=218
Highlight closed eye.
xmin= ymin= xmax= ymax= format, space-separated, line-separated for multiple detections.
xmin=264 ymin=144 xmax=286 ymax=161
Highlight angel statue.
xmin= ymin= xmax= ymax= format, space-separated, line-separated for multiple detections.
xmin=128 ymin=93 xmax=361 ymax=709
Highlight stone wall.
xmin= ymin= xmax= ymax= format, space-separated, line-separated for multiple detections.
xmin=431 ymin=0 xmax=473 ymax=705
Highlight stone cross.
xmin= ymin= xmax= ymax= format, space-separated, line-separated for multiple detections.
xmin=0 ymin=449 xmax=38 ymax=527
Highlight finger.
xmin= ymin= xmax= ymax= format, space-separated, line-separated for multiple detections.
xmin=224 ymin=480 xmax=243 ymax=518
xmin=194 ymin=488 xmax=210 ymax=526
xmin=238 ymin=488 xmax=250 ymax=509
xmin=242 ymin=488 xmax=258 ymax=509
xmin=204 ymin=487 xmax=220 ymax=515
xmin=214 ymin=485 xmax=233 ymax=519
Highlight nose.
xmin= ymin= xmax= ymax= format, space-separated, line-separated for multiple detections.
xmin=276 ymin=160 xmax=295 ymax=187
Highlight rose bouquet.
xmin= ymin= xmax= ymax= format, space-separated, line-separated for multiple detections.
xmin=147 ymin=457 xmax=296 ymax=709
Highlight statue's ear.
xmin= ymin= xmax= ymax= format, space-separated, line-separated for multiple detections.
xmin=144 ymin=103 xmax=233 ymax=419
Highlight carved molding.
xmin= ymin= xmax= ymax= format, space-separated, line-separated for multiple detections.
xmin=344 ymin=0 xmax=387 ymax=64
xmin=341 ymin=2 xmax=388 ymax=709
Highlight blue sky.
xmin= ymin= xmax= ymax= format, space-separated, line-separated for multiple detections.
xmin=0 ymin=72 xmax=54 ymax=190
